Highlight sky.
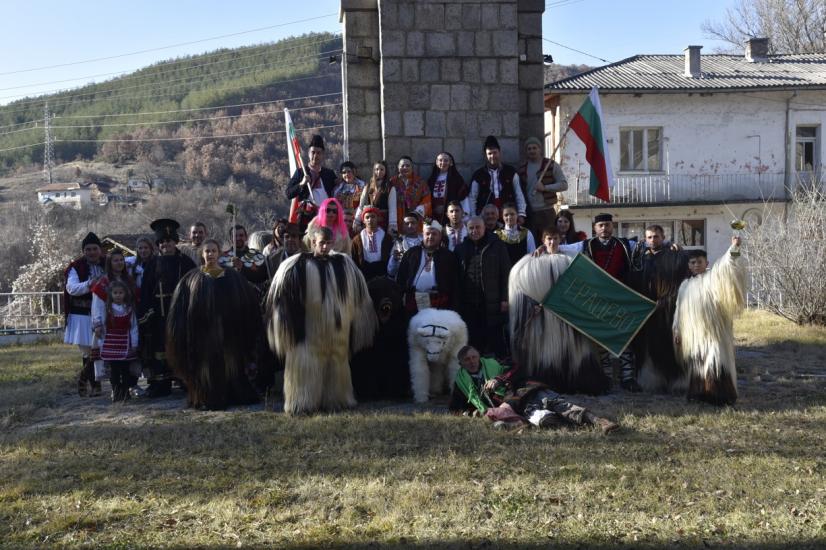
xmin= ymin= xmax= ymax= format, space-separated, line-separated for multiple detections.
xmin=0 ymin=0 xmax=736 ymax=105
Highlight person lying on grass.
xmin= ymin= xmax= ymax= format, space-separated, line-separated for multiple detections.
xmin=448 ymin=345 xmax=619 ymax=434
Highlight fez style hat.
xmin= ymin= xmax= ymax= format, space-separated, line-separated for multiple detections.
xmin=361 ymin=206 xmax=381 ymax=222
xmin=594 ymin=213 xmax=613 ymax=223
xmin=150 ymin=218 xmax=181 ymax=243
xmin=483 ymin=135 xmax=501 ymax=151
xmin=309 ymin=134 xmax=325 ymax=150
xmin=81 ymin=232 xmax=102 ymax=249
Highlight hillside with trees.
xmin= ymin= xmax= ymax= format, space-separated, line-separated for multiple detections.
xmin=0 ymin=33 xmax=343 ymax=292
xmin=0 ymin=32 xmax=343 ymax=193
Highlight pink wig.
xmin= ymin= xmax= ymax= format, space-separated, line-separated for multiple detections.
xmin=317 ymin=198 xmax=348 ymax=240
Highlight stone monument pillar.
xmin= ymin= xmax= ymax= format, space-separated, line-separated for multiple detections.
xmin=340 ymin=0 xmax=545 ymax=179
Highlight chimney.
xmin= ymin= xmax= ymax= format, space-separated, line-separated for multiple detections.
xmin=745 ymin=37 xmax=769 ymax=62
xmin=684 ymin=45 xmax=702 ymax=78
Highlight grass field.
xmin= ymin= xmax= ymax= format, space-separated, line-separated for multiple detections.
xmin=1 ymin=309 xmax=825 ymax=549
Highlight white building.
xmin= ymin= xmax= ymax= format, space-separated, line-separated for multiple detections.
xmin=545 ymin=38 xmax=825 ymax=261
xmin=36 ymin=182 xmax=93 ymax=209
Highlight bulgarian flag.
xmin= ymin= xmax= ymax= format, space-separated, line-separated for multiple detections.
xmin=569 ymin=87 xmax=613 ymax=202
xmin=285 ymin=107 xmax=306 ymax=223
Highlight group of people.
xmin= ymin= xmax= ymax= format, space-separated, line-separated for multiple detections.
xmin=62 ymin=132 xmax=747 ymax=433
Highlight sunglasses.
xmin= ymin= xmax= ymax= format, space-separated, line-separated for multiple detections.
xmin=327 ymin=209 xmax=338 ymax=214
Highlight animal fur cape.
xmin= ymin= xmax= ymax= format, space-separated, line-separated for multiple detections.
xmin=673 ymin=247 xmax=746 ymax=406
xmin=350 ymin=277 xmax=410 ymax=400
xmin=166 ymin=267 xmax=261 ymax=410
xmin=508 ymin=253 xmax=609 ymax=395
xmin=629 ymin=249 xmax=690 ymax=392
xmin=266 ymin=252 xmax=376 ymax=414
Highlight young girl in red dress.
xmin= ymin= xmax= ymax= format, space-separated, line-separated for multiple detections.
xmin=93 ymin=280 xmax=138 ymax=402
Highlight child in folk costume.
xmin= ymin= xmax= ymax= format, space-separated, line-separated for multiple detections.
xmin=673 ymin=237 xmax=747 ymax=406
xmin=92 ymin=280 xmax=139 ymax=402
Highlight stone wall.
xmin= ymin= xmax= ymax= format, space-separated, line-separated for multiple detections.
xmin=341 ymin=0 xmax=545 ymax=180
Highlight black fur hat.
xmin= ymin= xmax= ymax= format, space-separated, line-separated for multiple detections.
xmin=309 ymin=134 xmax=325 ymax=150
xmin=81 ymin=232 xmax=102 ymax=249
xmin=150 ymin=218 xmax=181 ymax=243
xmin=483 ymin=135 xmax=500 ymax=151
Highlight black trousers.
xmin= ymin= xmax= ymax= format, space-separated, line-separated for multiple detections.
xmin=108 ymin=360 xmax=131 ymax=400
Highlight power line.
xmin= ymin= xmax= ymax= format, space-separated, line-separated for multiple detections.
xmin=50 ymin=103 xmax=342 ymax=130
xmin=1 ymin=49 xmax=341 ymax=111
xmin=0 ymin=101 xmax=342 ymax=136
xmin=0 ymin=87 xmax=343 ymax=137
xmin=0 ymin=89 xmax=342 ymax=132
xmin=0 ymin=14 xmax=339 ymax=77
xmin=0 ymin=123 xmax=344 ymax=153
xmin=0 ymin=35 xmax=340 ymax=98
xmin=57 ymin=92 xmax=342 ymax=119
xmin=0 ymin=68 xmax=340 ymax=119
xmin=542 ymin=37 xmax=610 ymax=63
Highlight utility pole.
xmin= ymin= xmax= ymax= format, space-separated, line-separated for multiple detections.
xmin=43 ymin=103 xmax=54 ymax=184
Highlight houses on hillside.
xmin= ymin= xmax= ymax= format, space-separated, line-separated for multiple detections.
xmin=36 ymin=182 xmax=96 ymax=209
xmin=545 ymin=38 xmax=826 ymax=261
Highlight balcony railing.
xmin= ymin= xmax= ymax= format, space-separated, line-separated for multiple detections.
xmin=563 ymin=172 xmax=794 ymax=206
xmin=0 ymin=292 xmax=64 ymax=334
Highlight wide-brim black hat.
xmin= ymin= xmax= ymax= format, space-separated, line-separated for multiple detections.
xmin=81 ymin=232 xmax=102 ymax=249
xmin=309 ymin=134 xmax=325 ymax=150
xmin=150 ymin=218 xmax=181 ymax=243
xmin=483 ymin=135 xmax=500 ymax=151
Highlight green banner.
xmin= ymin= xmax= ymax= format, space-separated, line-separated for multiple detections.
xmin=543 ymin=254 xmax=656 ymax=357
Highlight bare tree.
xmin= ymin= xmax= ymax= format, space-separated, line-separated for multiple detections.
xmin=702 ymin=0 xmax=826 ymax=54
xmin=747 ymin=184 xmax=826 ymax=325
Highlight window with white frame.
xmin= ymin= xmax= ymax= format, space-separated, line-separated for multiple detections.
xmin=619 ymin=127 xmax=662 ymax=172
xmin=619 ymin=219 xmax=705 ymax=248
xmin=796 ymin=126 xmax=819 ymax=172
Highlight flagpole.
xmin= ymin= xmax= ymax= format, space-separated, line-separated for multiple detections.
xmin=535 ymin=124 xmax=573 ymax=185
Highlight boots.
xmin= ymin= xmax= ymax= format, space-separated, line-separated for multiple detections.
xmin=584 ymin=411 xmax=620 ymax=435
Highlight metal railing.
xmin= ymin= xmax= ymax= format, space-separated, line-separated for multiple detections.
xmin=0 ymin=292 xmax=64 ymax=334
xmin=563 ymin=172 xmax=793 ymax=206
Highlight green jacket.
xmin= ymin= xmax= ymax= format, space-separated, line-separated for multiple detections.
xmin=453 ymin=357 xmax=508 ymax=414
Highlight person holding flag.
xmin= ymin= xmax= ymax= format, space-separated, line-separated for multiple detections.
xmin=285 ymin=129 xmax=336 ymax=234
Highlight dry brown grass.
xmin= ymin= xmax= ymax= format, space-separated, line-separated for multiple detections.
xmin=1 ymin=310 xmax=825 ymax=549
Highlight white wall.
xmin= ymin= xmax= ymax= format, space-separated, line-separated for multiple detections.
xmin=552 ymin=89 xmax=826 ymax=182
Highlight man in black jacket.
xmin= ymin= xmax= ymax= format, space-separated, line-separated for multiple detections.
xmin=455 ymin=216 xmax=512 ymax=358
xmin=395 ymin=219 xmax=459 ymax=315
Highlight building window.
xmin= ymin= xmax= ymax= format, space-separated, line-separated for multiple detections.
xmin=70 ymin=192 xmax=76 ymax=197
xmin=796 ymin=126 xmax=819 ymax=172
xmin=619 ymin=219 xmax=705 ymax=248
xmin=619 ymin=127 xmax=662 ymax=172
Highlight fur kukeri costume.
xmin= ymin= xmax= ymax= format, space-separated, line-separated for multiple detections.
xmin=166 ymin=267 xmax=261 ymax=410
xmin=408 ymin=308 xmax=468 ymax=403
xmin=629 ymin=250 xmax=690 ymax=392
xmin=673 ymin=247 xmax=746 ymax=406
xmin=508 ymin=253 xmax=609 ymax=395
xmin=266 ymin=252 xmax=377 ymax=414
xmin=350 ymin=277 xmax=410 ymax=400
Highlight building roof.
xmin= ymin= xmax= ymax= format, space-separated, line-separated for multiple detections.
xmin=36 ymin=182 xmax=81 ymax=192
xmin=546 ymin=53 xmax=826 ymax=93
